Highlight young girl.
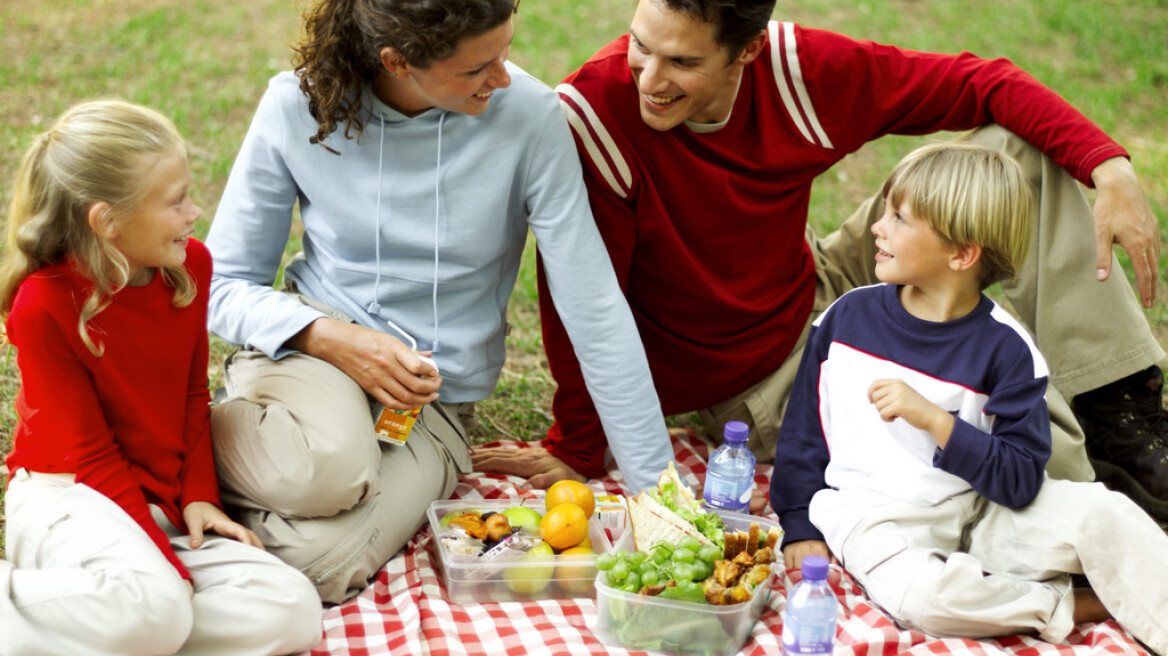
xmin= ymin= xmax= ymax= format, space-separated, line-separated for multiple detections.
xmin=0 ymin=100 xmax=320 ymax=656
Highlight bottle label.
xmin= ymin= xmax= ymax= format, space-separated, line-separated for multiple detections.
xmin=781 ymin=617 xmax=835 ymax=655
xmin=704 ymin=471 xmax=751 ymax=511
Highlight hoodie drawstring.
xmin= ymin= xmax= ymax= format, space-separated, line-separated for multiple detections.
xmin=431 ymin=113 xmax=444 ymax=353
xmin=368 ymin=111 xmax=442 ymax=354
xmin=367 ymin=114 xmax=386 ymax=316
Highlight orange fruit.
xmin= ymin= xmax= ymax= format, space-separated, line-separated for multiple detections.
xmin=546 ymin=480 xmax=596 ymax=519
xmin=540 ymin=503 xmax=589 ymax=550
xmin=556 ymin=545 xmax=596 ymax=594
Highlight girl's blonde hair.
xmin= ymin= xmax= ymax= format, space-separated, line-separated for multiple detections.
xmin=881 ymin=141 xmax=1035 ymax=289
xmin=0 ymin=99 xmax=195 ymax=355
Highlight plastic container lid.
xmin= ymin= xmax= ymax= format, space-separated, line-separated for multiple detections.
xmin=801 ymin=555 xmax=829 ymax=581
xmin=724 ymin=420 xmax=749 ymax=444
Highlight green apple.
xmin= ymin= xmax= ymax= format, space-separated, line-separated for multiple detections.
xmin=501 ymin=506 xmax=543 ymax=535
xmin=502 ymin=540 xmax=555 ymax=595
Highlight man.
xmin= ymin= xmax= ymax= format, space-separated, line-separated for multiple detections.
xmin=472 ymin=0 xmax=1168 ymax=515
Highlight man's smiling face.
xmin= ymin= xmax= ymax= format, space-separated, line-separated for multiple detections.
xmin=626 ymin=0 xmax=750 ymax=131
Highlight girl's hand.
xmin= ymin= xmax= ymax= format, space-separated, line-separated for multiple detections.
xmin=183 ymin=501 xmax=265 ymax=550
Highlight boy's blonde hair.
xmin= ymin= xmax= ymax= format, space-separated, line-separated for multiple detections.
xmin=881 ymin=141 xmax=1035 ymax=289
xmin=0 ymin=100 xmax=195 ymax=355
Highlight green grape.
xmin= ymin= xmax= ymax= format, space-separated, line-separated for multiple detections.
xmin=677 ymin=535 xmax=701 ymax=552
xmin=672 ymin=547 xmax=697 ymax=564
xmin=636 ymin=559 xmax=657 ymax=575
xmin=629 ymin=551 xmax=649 ymax=566
xmin=672 ymin=561 xmax=696 ymax=582
xmin=620 ymin=582 xmax=638 ymax=593
xmin=697 ymin=544 xmax=721 ymax=564
xmin=596 ymin=553 xmax=616 ymax=571
xmin=650 ymin=544 xmax=673 ymax=564
xmin=640 ymin=570 xmax=660 ymax=586
xmin=625 ymin=572 xmax=641 ymax=591
xmin=692 ymin=560 xmax=712 ymax=582
xmin=609 ymin=560 xmax=629 ymax=584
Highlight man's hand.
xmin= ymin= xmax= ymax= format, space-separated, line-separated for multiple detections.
xmin=288 ymin=318 xmax=440 ymax=410
xmin=1091 ymin=156 xmax=1160 ymax=307
xmin=183 ymin=501 xmax=265 ymax=550
xmin=868 ymin=378 xmax=955 ymax=447
xmin=471 ymin=445 xmax=587 ymax=489
xmin=782 ymin=539 xmax=835 ymax=571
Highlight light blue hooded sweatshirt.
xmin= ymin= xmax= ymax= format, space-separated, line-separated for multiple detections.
xmin=206 ymin=65 xmax=671 ymax=494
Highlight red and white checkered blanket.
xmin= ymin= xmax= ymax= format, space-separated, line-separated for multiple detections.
xmin=302 ymin=430 xmax=1148 ymax=656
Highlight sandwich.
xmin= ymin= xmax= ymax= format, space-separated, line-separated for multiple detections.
xmin=628 ymin=463 xmax=725 ymax=552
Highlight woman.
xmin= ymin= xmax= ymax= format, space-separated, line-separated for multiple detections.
xmin=205 ymin=0 xmax=672 ymax=603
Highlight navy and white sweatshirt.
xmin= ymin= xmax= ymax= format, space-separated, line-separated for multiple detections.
xmin=770 ymin=284 xmax=1051 ymax=556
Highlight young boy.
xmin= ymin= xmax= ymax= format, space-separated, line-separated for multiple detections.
xmin=770 ymin=142 xmax=1168 ymax=652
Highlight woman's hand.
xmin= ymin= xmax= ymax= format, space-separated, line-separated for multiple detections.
xmin=183 ymin=501 xmax=265 ymax=549
xmin=287 ymin=318 xmax=441 ymax=410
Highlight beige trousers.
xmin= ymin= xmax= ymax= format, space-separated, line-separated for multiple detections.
xmin=0 ymin=470 xmax=320 ymax=656
xmin=211 ymin=346 xmax=472 ymax=604
xmin=839 ymin=479 xmax=1168 ymax=653
xmin=701 ymin=125 xmax=1164 ymax=483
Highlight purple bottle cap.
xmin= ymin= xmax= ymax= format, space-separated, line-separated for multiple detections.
xmin=724 ymin=420 xmax=749 ymax=444
xmin=801 ymin=555 xmax=829 ymax=581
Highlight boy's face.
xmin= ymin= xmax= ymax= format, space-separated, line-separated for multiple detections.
xmin=626 ymin=0 xmax=752 ymax=131
xmin=871 ymin=198 xmax=960 ymax=286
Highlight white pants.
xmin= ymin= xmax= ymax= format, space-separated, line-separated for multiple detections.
xmin=841 ymin=479 xmax=1168 ymax=652
xmin=0 ymin=470 xmax=322 ymax=656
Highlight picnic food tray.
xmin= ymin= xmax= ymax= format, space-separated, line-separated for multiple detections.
xmin=427 ymin=498 xmax=624 ymax=604
xmin=593 ymin=510 xmax=782 ymax=656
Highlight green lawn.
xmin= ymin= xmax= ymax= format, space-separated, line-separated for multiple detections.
xmin=1 ymin=0 xmax=1166 ymax=554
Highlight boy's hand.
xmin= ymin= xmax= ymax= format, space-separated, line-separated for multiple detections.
xmin=868 ymin=378 xmax=955 ymax=447
xmin=782 ymin=539 xmax=835 ymax=571
xmin=183 ymin=501 xmax=266 ymax=550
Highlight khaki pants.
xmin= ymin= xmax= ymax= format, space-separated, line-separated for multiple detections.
xmin=1 ymin=470 xmax=320 ymax=656
xmin=210 ymin=298 xmax=472 ymax=604
xmin=840 ymin=479 xmax=1168 ymax=653
xmin=701 ymin=125 xmax=1164 ymax=483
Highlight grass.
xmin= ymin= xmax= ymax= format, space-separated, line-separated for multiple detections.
xmin=1 ymin=0 xmax=1166 ymax=556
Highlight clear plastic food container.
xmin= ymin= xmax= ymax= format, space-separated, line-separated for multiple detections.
xmin=427 ymin=498 xmax=625 ymax=604
xmin=593 ymin=511 xmax=782 ymax=656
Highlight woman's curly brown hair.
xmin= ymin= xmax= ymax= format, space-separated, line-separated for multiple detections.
xmin=293 ymin=0 xmax=519 ymax=146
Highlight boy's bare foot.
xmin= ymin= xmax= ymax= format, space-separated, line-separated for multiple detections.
xmin=1072 ymin=587 xmax=1112 ymax=624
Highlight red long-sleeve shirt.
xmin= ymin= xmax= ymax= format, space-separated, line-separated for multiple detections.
xmin=5 ymin=239 xmax=219 ymax=578
xmin=543 ymin=22 xmax=1127 ymax=478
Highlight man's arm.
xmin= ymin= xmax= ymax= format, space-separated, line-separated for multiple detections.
xmin=798 ymin=25 xmax=1157 ymax=303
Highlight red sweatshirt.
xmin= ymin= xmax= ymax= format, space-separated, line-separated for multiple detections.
xmin=5 ymin=239 xmax=219 ymax=578
xmin=543 ymin=22 xmax=1127 ymax=478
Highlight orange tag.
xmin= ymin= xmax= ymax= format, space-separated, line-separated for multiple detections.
xmin=374 ymin=404 xmax=421 ymax=445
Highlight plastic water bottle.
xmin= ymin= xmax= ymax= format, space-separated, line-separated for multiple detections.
xmin=782 ymin=555 xmax=838 ymax=655
xmin=702 ymin=420 xmax=756 ymax=513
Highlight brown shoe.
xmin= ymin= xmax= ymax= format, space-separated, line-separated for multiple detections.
xmin=1073 ymin=365 xmax=1168 ymax=519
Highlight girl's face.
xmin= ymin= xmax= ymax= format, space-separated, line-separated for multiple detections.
xmin=109 ymin=149 xmax=201 ymax=286
xmin=381 ymin=17 xmax=514 ymax=116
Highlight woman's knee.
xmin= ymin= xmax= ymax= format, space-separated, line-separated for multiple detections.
xmin=212 ymin=398 xmax=381 ymax=517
